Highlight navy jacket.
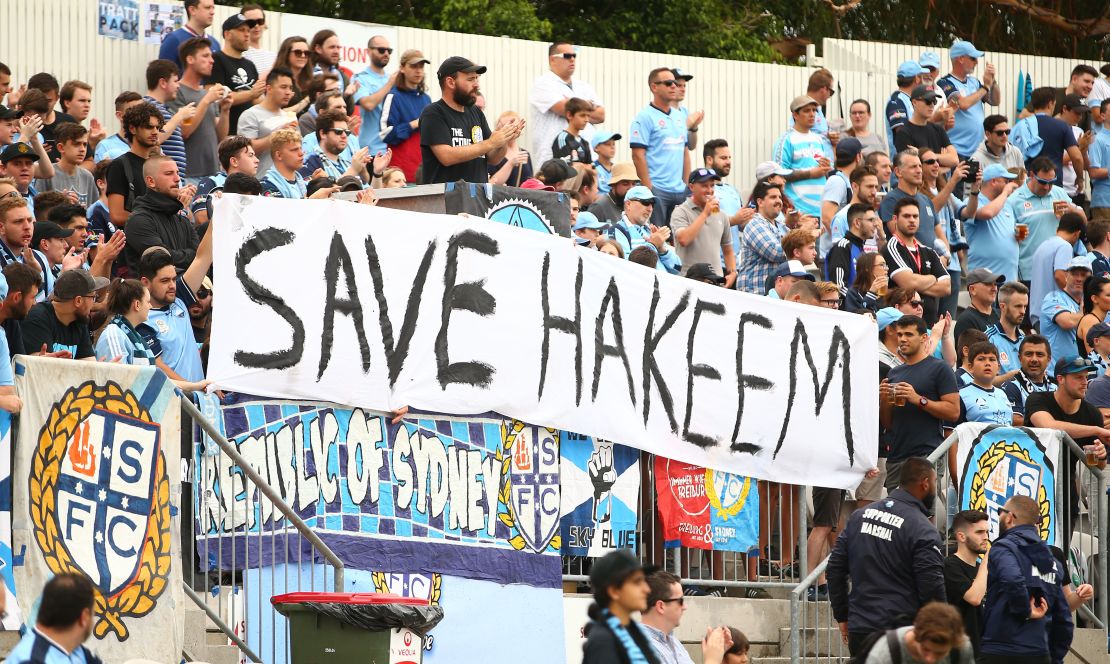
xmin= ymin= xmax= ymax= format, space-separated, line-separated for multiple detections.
xmin=981 ymin=524 xmax=1072 ymax=662
xmin=827 ymin=488 xmax=946 ymax=633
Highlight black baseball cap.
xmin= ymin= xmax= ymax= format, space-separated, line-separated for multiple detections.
xmin=52 ymin=269 xmax=109 ymax=300
xmin=0 ymin=105 xmax=22 ymax=120
xmin=1055 ymin=356 xmax=1095 ymax=377
xmin=686 ymin=263 xmax=724 ymax=284
xmin=437 ymin=56 xmax=487 ymax=80
xmin=32 ymin=222 xmax=74 ymax=249
xmin=1062 ymin=93 xmax=1088 ymax=112
xmin=222 ymin=13 xmax=249 ymax=32
xmin=688 ymin=168 xmax=721 ymax=184
xmin=0 ymin=142 xmax=39 ymax=164
xmin=910 ymin=85 xmax=936 ymax=101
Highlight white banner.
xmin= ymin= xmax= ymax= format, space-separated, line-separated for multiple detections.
xmin=209 ymin=195 xmax=878 ymax=489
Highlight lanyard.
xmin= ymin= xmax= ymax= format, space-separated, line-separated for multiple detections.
xmin=897 ymin=235 xmax=922 ymax=273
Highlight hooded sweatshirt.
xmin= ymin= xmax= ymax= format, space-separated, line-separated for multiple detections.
xmin=124 ymin=190 xmax=200 ymax=272
xmin=981 ymin=523 xmax=1072 ymax=662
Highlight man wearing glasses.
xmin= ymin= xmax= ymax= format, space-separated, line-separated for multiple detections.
xmin=894 ymin=86 xmax=958 ymax=169
xmin=971 ymin=115 xmax=1025 ymax=176
xmin=639 ymin=569 xmax=734 ymax=664
xmin=936 ymin=40 xmax=999 ymax=165
xmin=607 ymin=185 xmax=681 ymax=275
xmin=631 ymin=68 xmax=689 ymax=230
xmin=528 ymin=41 xmax=604 ymax=166
xmin=299 ymin=109 xmax=371 ymax=182
xmin=353 ymin=35 xmax=396 ymax=155
xmin=1009 ymin=156 xmax=1087 ymax=285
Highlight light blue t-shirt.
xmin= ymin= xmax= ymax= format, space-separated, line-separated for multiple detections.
xmin=351 ymin=67 xmax=390 ymax=154
xmin=985 ymin=324 xmax=1024 ymax=375
xmin=595 ymin=161 xmax=612 ymax=193
xmin=959 ymin=382 xmax=1013 ymax=425
xmin=1089 ymin=129 xmax=1110 ymax=208
xmin=965 ymin=192 xmax=1019 ymax=282
xmin=93 ymin=133 xmax=129 ymax=162
xmin=140 ymin=277 xmax=203 ymax=382
xmin=6 ymin=627 xmax=98 ymax=664
xmin=629 ymin=104 xmax=688 ymax=193
xmin=819 ymin=170 xmax=851 ymax=257
xmin=936 ymin=73 xmax=987 ymax=156
xmin=1029 ymin=236 xmax=1075 ymax=324
xmin=788 ymin=106 xmax=829 ymax=138
xmin=1040 ymin=289 xmax=1081 ymax=367
xmin=1009 ymin=184 xmax=1083 ymax=280
xmin=715 ymin=182 xmax=743 ymax=255
xmin=772 ymin=129 xmax=831 ymax=217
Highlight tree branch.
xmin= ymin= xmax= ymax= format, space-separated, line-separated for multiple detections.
xmin=821 ymin=0 xmax=864 ymax=15
xmin=984 ymin=0 xmax=1110 ymax=37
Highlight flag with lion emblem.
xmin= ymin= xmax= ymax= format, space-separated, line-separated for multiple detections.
xmin=12 ymin=357 xmax=183 ymax=663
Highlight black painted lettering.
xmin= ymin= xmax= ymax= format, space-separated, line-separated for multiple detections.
xmin=365 ymin=235 xmax=437 ymax=387
xmin=642 ymin=277 xmax=689 ymax=432
xmin=318 ymin=231 xmax=372 ymax=380
xmin=436 ymin=230 xmax=499 ymax=389
xmin=233 ymin=228 xmax=304 ymax=369
xmin=591 ymin=277 xmax=636 ymax=404
xmin=683 ymin=299 xmax=725 ymax=448
xmin=773 ymin=319 xmax=854 ymax=463
xmin=731 ymin=313 xmax=774 ymax=454
xmin=539 ymin=252 xmax=583 ymax=404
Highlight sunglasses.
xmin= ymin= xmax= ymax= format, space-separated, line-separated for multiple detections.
xmin=654 ymin=79 xmax=678 ymax=87
xmin=908 ymin=300 xmax=924 ymax=307
xmin=918 ymin=99 xmax=936 ymax=106
xmin=290 ymin=48 xmax=309 ymax=57
xmin=992 ymin=129 xmax=1011 ymax=136
xmin=196 ymin=287 xmax=212 ymax=299
xmin=660 ymin=596 xmax=685 ymax=606
xmin=245 ymin=19 xmax=264 ymax=28
xmin=820 ymin=299 xmax=841 ymax=307
xmin=1032 ymin=174 xmax=1055 ymax=185
xmin=996 ymin=507 xmax=1010 ymax=516
xmin=373 ymin=47 xmax=394 ymax=54
xmin=921 ymin=158 xmax=939 ymax=165
xmin=631 ymin=199 xmax=656 ymax=206
xmin=328 ymin=128 xmax=352 ymax=136
xmin=559 ymin=53 xmax=577 ymax=60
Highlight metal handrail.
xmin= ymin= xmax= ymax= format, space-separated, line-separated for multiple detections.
xmin=182 ymin=584 xmax=262 ymax=663
xmin=790 ymin=558 xmax=831 ymax=662
xmin=181 ymin=397 xmax=345 ymax=590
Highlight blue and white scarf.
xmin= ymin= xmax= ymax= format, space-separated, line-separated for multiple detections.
xmin=603 ymin=609 xmax=650 ymax=664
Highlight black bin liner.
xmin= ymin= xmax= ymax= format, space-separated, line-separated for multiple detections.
xmin=297 ymin=601 xmax=444 ymax=637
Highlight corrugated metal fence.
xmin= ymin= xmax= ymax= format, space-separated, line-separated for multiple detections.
xmin=1 ymin=0 xmax=1101 ymax=190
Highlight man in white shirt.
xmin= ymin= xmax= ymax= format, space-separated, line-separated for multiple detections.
xmin=528 ymin=41 xmax=604 ymax=165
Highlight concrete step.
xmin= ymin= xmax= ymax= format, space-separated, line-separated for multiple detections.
xmin=206 ymin=627 xmax=231 ymax=647
xmin=779 ymin=626 xmax=851 ymax=658
xmin=1066 ymin=627 xmax=1108 ymax=663
xmin=205 ymin=644 xmax=242 ymax=664
xmin=182 ymin=607 xmax=210 ymax=661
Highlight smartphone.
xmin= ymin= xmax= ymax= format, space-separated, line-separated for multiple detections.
xmin=963 ymin=159 xmax=979 ymax=184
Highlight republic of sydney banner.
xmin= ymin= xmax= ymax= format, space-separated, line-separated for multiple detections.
xmin=209 ymin=195 xmax=878 ymax=490
xmin=196 ymin=398 xmax=562 ymax=587
xmin=955 ymin=423 xmax=1063 ymax=547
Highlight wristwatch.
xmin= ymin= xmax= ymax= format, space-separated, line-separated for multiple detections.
xmin=919 ymin=397 xmax=928 ymax=408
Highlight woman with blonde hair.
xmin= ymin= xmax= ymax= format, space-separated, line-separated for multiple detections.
xmin=488 ymin=110 xmax=533 ymax=186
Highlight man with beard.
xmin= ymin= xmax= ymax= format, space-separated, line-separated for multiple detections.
xmin=6 ymin=573 xmax=103 ymax=664
xmin=588 ymin=162 xmax=638 ymax=224
xmin=1001 ymin=334 xmax=1055 ymax=424
xmin=419 ymin=57 xmax=522 ymax=184
xmin=827 ymin=456 xmax=946 ymax=657
xmin=882 ymin=198 xmax=951 ymax=325
xmin=980 ymin=495 xmax=1073 ymax=664
xmin=1027 ymin=356 xmax=1109 ymax=540
xmin=986 ymin=281 xmax=1029 ymax=381
xmin=352 ymin=35 xmax=396 ymax=155
xmin=125 ymin=155 xmax=198 ymax=272
xmin=106 ymin=102 xmax=164 ymax=228
xmin=299 ymin=109 xmax=371 ymax=182
xmin=190 ymin=276 xmax=211 ymax=344
xmin=138 ymin=216 xmax=213 ymax=383
xmin=703 ymin=139 xmax=755 ymax=255
xmin=0 ymin=197 xmax=51 ymax=288
xmin=21 ymin=268 xmax=106 ymax=359
xmin=945 ymin=510 xmax=989 ymax=657
xmin=0 ymin=263 xmax=43 ymax=358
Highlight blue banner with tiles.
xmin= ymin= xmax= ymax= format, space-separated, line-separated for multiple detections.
xmin=195 ymin=397 xmax=562 ymax=587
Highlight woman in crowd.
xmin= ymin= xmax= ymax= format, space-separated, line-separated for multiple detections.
xmin=95 ymin=278 xmax=210 ymax=391
xmin=381 ymin=49 xmax=432 ymax=182
xmin=488 ymin=110 xmax=534 ymax=186
xmin=1078 ymin=276 xmax=1110 ymax=356
xmin=380 ymin=167 xmax=406 ymax=188
xmin=274 ymin=36 xmax=314 ymax=105
xmin=844 ymin=252 xmax=888 ymax=314
xmin=883 ymin=287 xmax=956 ymax=365
xmin=594 ymin=238 xmax=624 ymax=258
xmin=845 ymin=99 xmax=887 ymax=156
xmin=723 ymin=628 xmax=750 ymax=664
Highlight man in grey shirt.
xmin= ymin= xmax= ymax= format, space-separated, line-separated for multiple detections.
xmin=860 ymin=603 xmax=973 ymax=664
xmin=671 ymin=168 xmax=736 ymax=287
xmin=169 ymin=37 xmax=232 ymax=183
xmin=237 ymin=67 xmax=297 ymax=176
xmin=33 ymin=123 xmax=97 ymax=206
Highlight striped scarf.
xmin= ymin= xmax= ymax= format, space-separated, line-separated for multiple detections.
xmin=112 ymin=315 xmax=156 ymax=365
xmin=603 ymin=610 xmax=650 ymax=664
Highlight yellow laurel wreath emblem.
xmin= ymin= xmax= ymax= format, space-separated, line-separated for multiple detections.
xmin=496 ymin=420 xmax=561 ymax=552
xmin=29 ymin=380 xmax=172 ymax=641
xmin=370 ymin=571 xmax=442 ymax=605
xmin=705 ymin=471 xmax=751 ymax=520
xmin=968 ymin=440 xmax=1052 ymax=541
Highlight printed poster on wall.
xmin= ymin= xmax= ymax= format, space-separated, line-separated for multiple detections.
xmin=98 ymin=0 xmax=139 ymax=41
xmin=559 ymin=432 xmax=639 ymax=556
xmin=142 ymin=3 xmax=184 ymax=46
xmin=196 ymin=398 xmax=563 ymax=587
xmin=955 ymin=423 xmax=1063 ymax=547
xmin=654 ymin=457 xmax=758 ymax=552
xmin=12 ymin=357 xmax=183 ymax=663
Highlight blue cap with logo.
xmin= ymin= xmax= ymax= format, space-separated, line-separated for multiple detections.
xmin=950 ymin=40 xmax=984 ymax=59
xmin=688 ymin=168 xmax=721 ymax=184
xmin=981 ymin=163 xmax=1017 ymax=183
xmin=877 ymin=307 xmax=904 ymax=331
xmin=591 ymin=131 xmax=622 ymax=149
xmin=919 ymin=51 xmax=941 ymax=70
xmin=572 ymin=211 xmax=608 ymax=232
xmin=897 ymin=61 xmax=927 ymax=78
xmin=625 ymin=185 xmax=655 ymax=204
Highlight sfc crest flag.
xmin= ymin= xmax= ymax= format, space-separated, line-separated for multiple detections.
xmin=13 ymin=357 xmax=183 ymax=663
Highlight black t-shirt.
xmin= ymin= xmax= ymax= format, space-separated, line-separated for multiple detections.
xmin=41 ymin=111 xmax=77 ymax=161
xmin=208 ymin=51 xmax=259 ymax=133
xmin=3 ymin=318 xmax=23 ymax=357
xmin=886 ymin=355 xmax=959 ymax=460
xmin=944 ymin=554 xmax=983 ymax=655
xmin=21 ymin=302 xmax=93 ymax=359
xmin=953 ymin=306 xmax=999 ymax=343
xmin=1025 ymin=391 xmax=1104 ymax=517
xmin=419 ymin=99 xmax=492 ymax=185
xmin=881 ymin=237 xmax=950 ymax=325
xmin=893 ymin=121 xmax=952 ymax=155
xmin=105 ymin=151 xmax=148 ymax=213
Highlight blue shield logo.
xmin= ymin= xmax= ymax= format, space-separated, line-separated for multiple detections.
xmin=508 ymin=424 xmax=560 ymax=552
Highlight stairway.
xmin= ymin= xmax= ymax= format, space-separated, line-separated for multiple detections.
xmin=182 ymin=605 xmax=244 ymax=664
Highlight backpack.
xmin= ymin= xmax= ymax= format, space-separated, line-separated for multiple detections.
xmin=121 ymin=152 xmax=138 ymax=212
xmin=849 ymin=628 xmax=964 ymax=664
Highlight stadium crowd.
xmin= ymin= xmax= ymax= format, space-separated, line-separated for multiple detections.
xmin=0 ymin=1 xmax=1107 ymax=663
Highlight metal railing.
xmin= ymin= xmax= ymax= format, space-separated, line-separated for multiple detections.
xmin=789 ymin=425 xmax=1109 ymax=663
xmin=180 ymin=397 xmax=345 ymax=664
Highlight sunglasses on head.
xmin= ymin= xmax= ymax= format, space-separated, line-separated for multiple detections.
xmin=992 ymin=129 xmax=1011 ymax=136
xmin=373 ymin=47 xmax=393 ymax=54
xmin=559 ymin=52 xmax=577 ymax=60
xmin=654 ymin=79 xmax=678 ymax=87
xmin=290 ymin=48 xmax=309 ymax=57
